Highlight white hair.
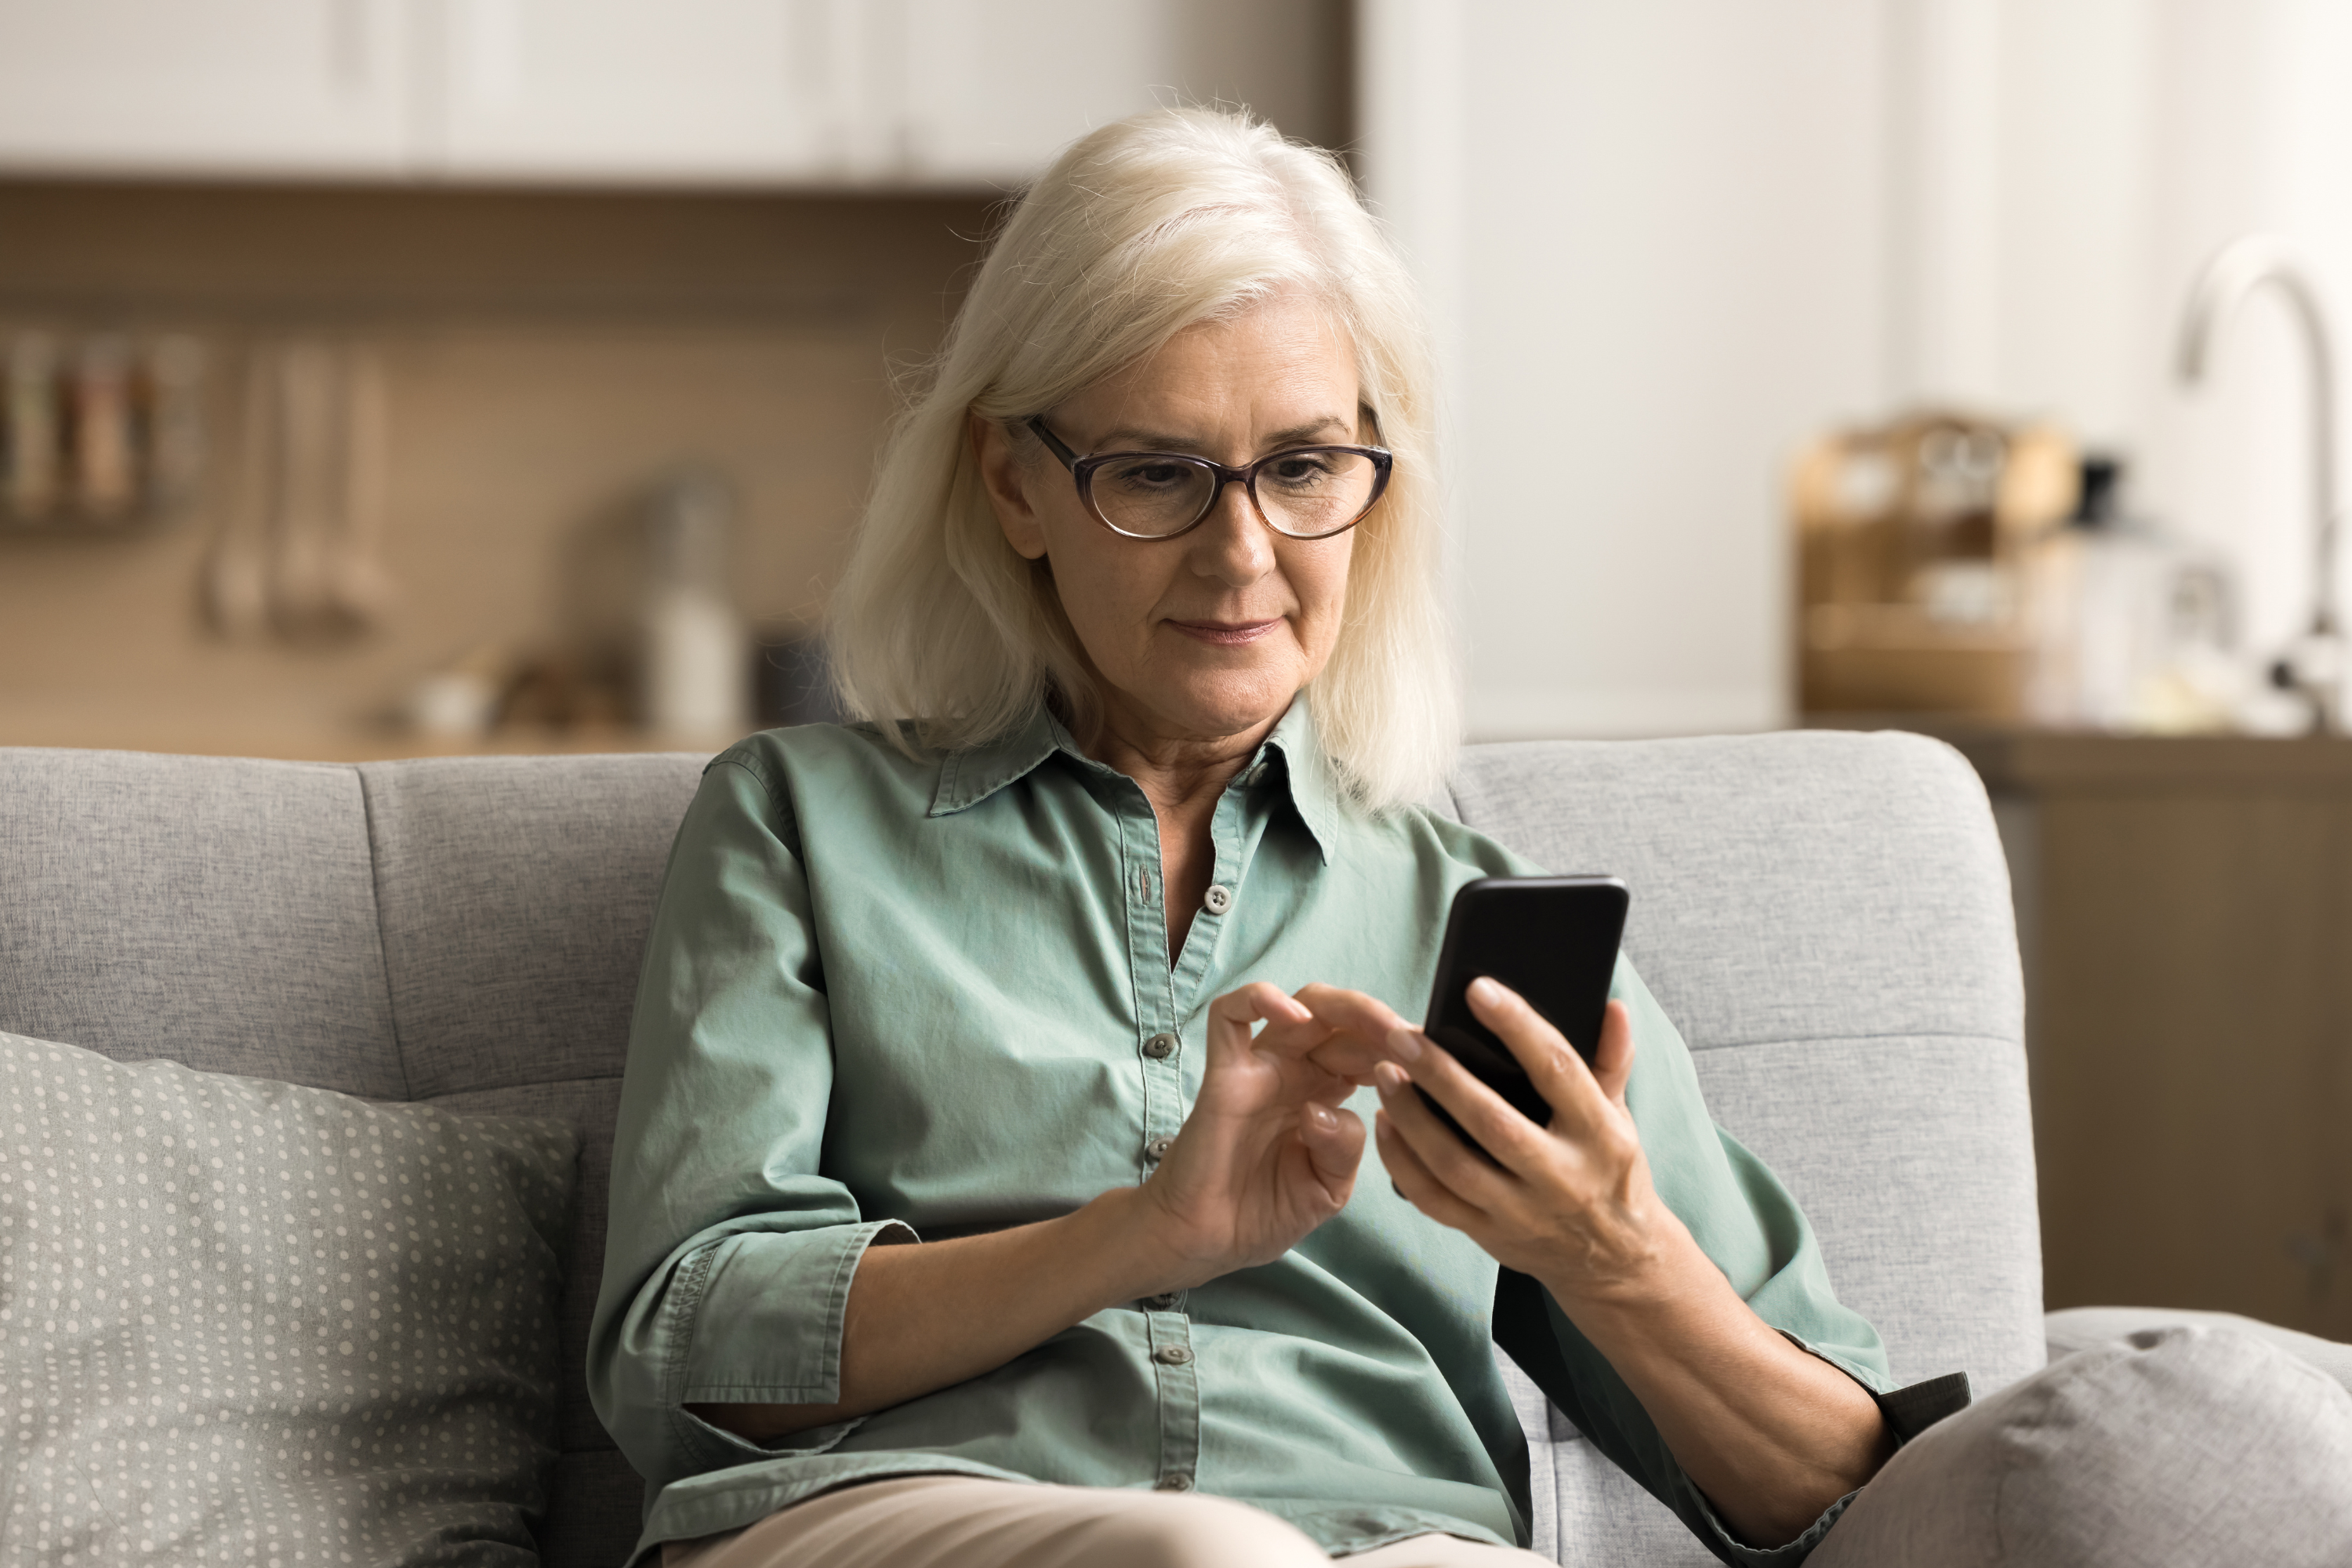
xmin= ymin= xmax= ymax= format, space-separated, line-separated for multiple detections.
xmin=829 ymin=107 xmax=1457 ymax=812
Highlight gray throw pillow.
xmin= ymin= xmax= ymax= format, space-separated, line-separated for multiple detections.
xmin=0 ymin=1030 xmax=578 ymax=1566
xmin=1812 ymin=1323 xmax=2352 ymax=1567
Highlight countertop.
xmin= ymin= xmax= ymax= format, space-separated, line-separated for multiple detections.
xmin=1800 ymin=713 xmax=2352 ymax=791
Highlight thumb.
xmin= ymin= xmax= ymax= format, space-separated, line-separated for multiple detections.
xmin=1297 ymin=1102 xmax=1367 ymax=1194
xmin=1592 ymin=1000 xmax=1636 ymax=1109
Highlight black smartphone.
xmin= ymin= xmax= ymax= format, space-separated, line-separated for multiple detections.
xmin=1414 ymin=875 xmax=1630 ymax=1156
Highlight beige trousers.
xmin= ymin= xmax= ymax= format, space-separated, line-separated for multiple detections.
xmin=662 ymin=1475 xmax=1552 ymax=1568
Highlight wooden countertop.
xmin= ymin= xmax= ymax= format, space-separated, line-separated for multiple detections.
xmin=1802 ymin=713 xmax=2352 ymax=791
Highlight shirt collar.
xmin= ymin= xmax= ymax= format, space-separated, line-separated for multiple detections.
xmin=927 ymin=699 xmax=1344 ymax=865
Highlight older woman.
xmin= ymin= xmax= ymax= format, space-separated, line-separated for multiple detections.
xmin=589 ymin=109 xmax=1911 ymax=1568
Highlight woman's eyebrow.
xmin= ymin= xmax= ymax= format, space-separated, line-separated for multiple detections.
xmin=1095 ymin=416 xmax=1356 ymax=453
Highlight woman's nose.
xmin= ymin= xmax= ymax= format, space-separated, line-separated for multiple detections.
xmin=1188 ymin=476 xmax=1275 ymax=583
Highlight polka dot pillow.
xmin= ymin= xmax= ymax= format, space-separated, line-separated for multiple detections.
xmin=0 ymin=1030 xmax=578 ymax=1566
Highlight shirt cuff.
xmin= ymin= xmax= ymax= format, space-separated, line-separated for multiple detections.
xmin=667 ymin=1218 xmax=916 ymax=1417
xmin=1683 ymin=1351 xmax=1974 ymax=1567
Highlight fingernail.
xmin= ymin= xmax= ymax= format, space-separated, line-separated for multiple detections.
xmin=1374 ymin=1062 xmax=1406 ymax=1093
xmin=1468 ymin=976 xmax=1503 ymax=1007
xmin=1308 ymin=1104 xmax=1336 ymax=1132
xmin=1387 ymin=1025 xmax=1424 ymax=1062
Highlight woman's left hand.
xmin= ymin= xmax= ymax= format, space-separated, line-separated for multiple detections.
xmin=1367 ymin=978 xmax=1682 ymax=1306
xmin=1319 ymin=978 xmax=1894 ymax=1546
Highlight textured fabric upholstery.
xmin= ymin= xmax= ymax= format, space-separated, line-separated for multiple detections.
xmin=1450 ymin=731 xmax=2043 ymax=1558
xmin=0 ymin=731 xmax=2040 ymax=1568
xmin=2045 ymin=1305 xmax=2352 ymax=1394
xmin=0 ymin=746 xmax=704 ymax=1568
xmin=0 ymin=1030 xmax=578 ymax=1566
xmin=0 ymin=748 xmax=400 ymax=1095
xmin=1811 ymin=1325 xmax=2352 ymax=1566
xmin=361 ymin=755 xmax=707 ymax=1100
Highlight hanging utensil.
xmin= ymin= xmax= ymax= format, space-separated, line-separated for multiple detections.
xmin=199 ymin=341 xmax=275 ymax=640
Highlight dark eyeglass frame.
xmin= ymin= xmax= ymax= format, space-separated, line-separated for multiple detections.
xmin=1025 ymin=416 xmax=1394 ymax=541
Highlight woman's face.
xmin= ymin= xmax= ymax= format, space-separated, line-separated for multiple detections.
xmin=978 ymin=289 xmax=1363 ymax=747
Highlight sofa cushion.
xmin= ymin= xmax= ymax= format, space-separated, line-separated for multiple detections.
xmin=359 ymin=754 xmax=707 ymax=1101
xmin=0 ymin=1030 xmax=577 ymax=1565
xmin=0 ymin=749 xmax=399 ymax=1096
xmin=1810 ymin=1324 xmax=2352 ymax=1566
xmin=2045 ymin=1305 xmax=2352 ymax=1394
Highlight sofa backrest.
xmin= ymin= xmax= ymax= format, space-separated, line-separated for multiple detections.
xmin=0 ymin=730 xmax=2042 ymax=1566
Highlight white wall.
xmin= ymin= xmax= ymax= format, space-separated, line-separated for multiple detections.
xmin=1365 ymin=0 xmax=1890 ymax=739
xmin=1364 ymin=0 xmax=2352 ymax=739
xmin=1970 ymin=0 xmax=2352 ymax=672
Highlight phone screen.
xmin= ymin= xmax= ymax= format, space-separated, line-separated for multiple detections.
xmin=1417 ymin=875 xmax=1629 ymax=1147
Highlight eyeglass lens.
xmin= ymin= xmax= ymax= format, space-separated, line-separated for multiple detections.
xmin=1089 ymin=449 xmax=1379 ymax=538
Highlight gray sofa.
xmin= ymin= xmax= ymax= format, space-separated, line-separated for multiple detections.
xmin=0 ymin=729 xmax=2056 ymax=1564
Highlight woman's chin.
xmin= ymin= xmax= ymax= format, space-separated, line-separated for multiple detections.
xmin=1131 ymin=677 xmax=1302 ymax=744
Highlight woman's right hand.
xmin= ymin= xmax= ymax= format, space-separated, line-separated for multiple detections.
xmin=699 ymin=980 xmax=1385 ymax=1443
xmin=1133 ymin=982 xmax=1370 ymax=1290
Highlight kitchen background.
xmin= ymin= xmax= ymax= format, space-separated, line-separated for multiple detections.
xmin=4 ymin=2 xmax=2349 ymax=1339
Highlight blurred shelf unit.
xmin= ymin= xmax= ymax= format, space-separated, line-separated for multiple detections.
xmin=0 ymin=0 xmax=1174 ymax=189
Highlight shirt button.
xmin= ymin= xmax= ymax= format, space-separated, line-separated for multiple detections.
xmin=1144 ymin=1134 xmax=1174 ymax=1163
xmin=1141 ymin=1292 xmax=1179 ymax=1311
xmin=1142 ymin=1032 xmax=1178 ymax=1060
xmin=1203 ymin=884 xmax=1232 ymax=916
xmin=1153 ymin=1343 xmax=1192 ymax=1366
xmin=1156 ymin=1473 xmax=1193 ymax=1492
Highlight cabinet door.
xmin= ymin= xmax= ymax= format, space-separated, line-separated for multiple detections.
xmin=0 ymin=0 xmax=411 ymax=176
xmin=430 ymin=0 xmax=821 ymax=182
xmin=904 ymin=0 xmax=1167 ymax=185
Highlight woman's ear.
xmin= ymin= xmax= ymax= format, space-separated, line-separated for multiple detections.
xmin=972 ymin=412 xmax=1049 ymax=561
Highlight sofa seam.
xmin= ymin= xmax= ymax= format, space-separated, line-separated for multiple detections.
xmin=354 ymin=764 xmax=415 ymax=1104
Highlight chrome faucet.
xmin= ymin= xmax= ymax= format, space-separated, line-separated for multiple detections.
xmin=2176 ymin=234 xmax=2343 ymax=735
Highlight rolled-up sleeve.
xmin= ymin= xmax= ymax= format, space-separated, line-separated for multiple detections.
xmin=588 ymin=754 xmax=913 ymax=1491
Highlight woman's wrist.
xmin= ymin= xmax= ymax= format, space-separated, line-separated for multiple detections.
xmin=1069 ymin=1183 xmax=1213 ymax=1305
xmin=1531 ymin=1203 xmax=1709 ymax=1331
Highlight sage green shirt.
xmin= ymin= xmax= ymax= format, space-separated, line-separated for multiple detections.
xmin=588 ymin=706 xmax=1893 ymax=1567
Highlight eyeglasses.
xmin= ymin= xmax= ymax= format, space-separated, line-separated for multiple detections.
xmin=1026 ymin=416 xmax=1393 ymax=541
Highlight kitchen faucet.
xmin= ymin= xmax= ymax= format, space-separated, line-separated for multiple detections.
xmin=2176 ymin=234 xmax=2343 ymax=735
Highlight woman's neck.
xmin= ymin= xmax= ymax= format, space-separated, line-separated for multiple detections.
xmin=1079 ymin=699 xmax=1284 ymax=965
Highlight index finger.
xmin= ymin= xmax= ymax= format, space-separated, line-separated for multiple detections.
xmin=1288 ymin=983 xmax=1417 ymax=1076
xmin=1207 ymin=981 xmax=1312 ymax=1044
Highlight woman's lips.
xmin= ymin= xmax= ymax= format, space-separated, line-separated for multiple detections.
xmin=1168 ymin=618 xmax=1283 ymax=646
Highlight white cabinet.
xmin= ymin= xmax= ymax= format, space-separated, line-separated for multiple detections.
xmin=426 ymin=0 xmax=1173 ymax=187
xmin=902 ymin=0 xmax=1166 ymax=185
xmin=0 ymin=0 xmax=1182 ymax=187
xmin=429 ymin=0 xmax=816 ymax=183
xmin=0 ymin=0 xmax=411 ymax=176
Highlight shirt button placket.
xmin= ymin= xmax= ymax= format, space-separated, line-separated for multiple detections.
xmin=1138 ymin=1037 xmax=1181 ymax=1185
xmin=1145 ymin=1308 xmax=1200 ymax=1494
